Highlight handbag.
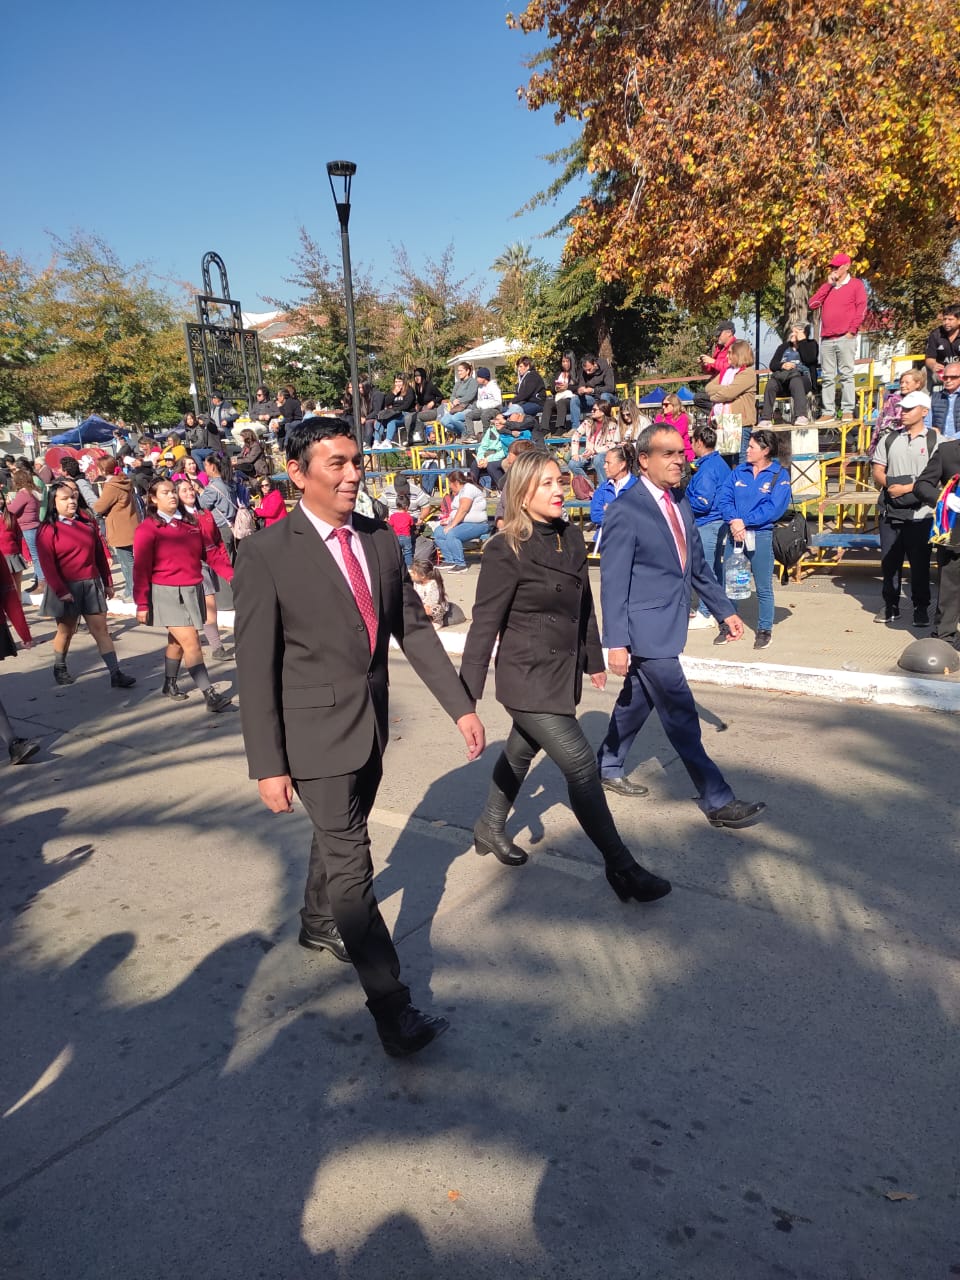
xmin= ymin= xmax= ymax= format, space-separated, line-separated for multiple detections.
xmin=715 ymin=413 xmax=743 ymax=455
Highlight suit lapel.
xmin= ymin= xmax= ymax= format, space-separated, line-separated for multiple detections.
xmin=288 ymin=504 xmax=361 ymax=616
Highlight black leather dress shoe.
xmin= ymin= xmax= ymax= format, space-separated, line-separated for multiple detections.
xmin=601 ymin=776 xmax=650 ymax=798
xmin=605 ymin=863 xmax=672 ymax=903
xmin=298 ymin=923 xmax=350 ymax=963
xmin=474 ymin=818 xmax=528 ymax=866
xmin=376 ymin=1005 xmax=450 ymax=1058
xmin=707 ymin=799 xmax=766 ymax=829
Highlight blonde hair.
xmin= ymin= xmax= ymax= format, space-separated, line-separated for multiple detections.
xmin=661 ymin=393 xmax=682 ymax=415
xmin=499 ymin=450 xmax=558 ymax=555
xmin=728 ymin=339 xmax=754 ymax=368
xmin=899 ymin=368 xmax=925 ymax=390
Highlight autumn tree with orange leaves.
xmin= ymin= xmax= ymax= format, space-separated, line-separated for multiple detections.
xmin=511 ymin=0 xmax=960 ymax=331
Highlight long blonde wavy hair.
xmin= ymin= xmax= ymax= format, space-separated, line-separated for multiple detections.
xmin=499 ymin=449 xmax=559 ymax=555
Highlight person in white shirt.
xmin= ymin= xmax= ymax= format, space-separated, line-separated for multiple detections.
xmin=432 ymin=471 xmax=489 ymax=572
xmin=462 ymin=367 xmax=503 ymax=442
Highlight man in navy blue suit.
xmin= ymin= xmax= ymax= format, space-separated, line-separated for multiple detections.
xmin=597 ymin=423 xmax=765 ymax=829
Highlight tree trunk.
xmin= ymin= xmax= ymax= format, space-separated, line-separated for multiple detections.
xmin=781 ymin=259 xmax=816 ymax=337
xmin=594 ymin=305 xmax=614 ymax=365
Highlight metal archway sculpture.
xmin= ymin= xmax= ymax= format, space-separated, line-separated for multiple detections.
xmin=184 ymin=251 xmax=263 ymax=414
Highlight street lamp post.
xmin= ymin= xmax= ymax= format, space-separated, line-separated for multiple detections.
xmin=326 ymin=161 xmax=364 ymax=474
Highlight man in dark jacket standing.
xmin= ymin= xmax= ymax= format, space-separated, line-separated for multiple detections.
xmin=915 ymin=433 xmax=960 ymax=646
xmin=234 ymin=419 xmax=485 ymax=1057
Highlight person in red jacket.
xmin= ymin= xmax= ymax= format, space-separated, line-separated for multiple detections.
xmin=0 ymin=544 xmax=32 ymax=648
xmin=251 ymin=475 xmax=287 ymax=526
xmin=809 ymin=251 xmax=869 ymax=422
xmin=0 ymin=577 xmax=40 ymax=763
xmin=133 ymin=479 xmax=231 ymax=711
xmin=36 ymin=481 xmax=135 ymax=688
xmin=0 ymin=489 xmax=31 ymax=632
xmin=176 ymin=477 xmax=234 ymax=661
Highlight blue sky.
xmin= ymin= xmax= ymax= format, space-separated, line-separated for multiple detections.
xmin=4 ymin=0 xmax=583 ymax=310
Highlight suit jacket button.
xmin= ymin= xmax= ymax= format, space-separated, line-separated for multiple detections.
xmin=555 ymin=584 xmax=562 ymax=591
xmin=550 ymin=648 xmax=557 ymax=655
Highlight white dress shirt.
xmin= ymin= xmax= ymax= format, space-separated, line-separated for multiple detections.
xmin=640 ymin=474 xmax=686 ymax=565
xmin=298 ymin=504 xmax=373 ymax=594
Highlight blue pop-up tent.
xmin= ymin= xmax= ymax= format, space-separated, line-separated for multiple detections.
xmin=676 ymin=386 xmax=695 ymax=402
xmin=49 ymin=415 xmax=116 ymax=446
xmin=638 ymin=386 xmax=666 ymax=406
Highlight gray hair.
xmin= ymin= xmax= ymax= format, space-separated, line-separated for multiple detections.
xmin=634 ymin=422 xmax=680 ymax=456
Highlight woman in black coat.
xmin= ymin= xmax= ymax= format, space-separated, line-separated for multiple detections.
xmin=459 ymin=450 xmax=670 ymax=903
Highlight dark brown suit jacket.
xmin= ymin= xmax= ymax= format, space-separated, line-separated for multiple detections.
xmin=234 ymin=504 xmax=473 ymax=781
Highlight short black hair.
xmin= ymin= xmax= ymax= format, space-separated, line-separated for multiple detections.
xmin=692 ymin=423 xmax=717 ymax=449
xmin=60 ymin=457 xmax=81 ymax=478
xmin=749 ymin=427 xmax=779 ymax=458
xmin=286 ymin=417 xmax=359 ymax=466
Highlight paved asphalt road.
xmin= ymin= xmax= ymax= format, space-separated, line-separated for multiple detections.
xmin=1 ymin=627 xmax=957 ymax=1279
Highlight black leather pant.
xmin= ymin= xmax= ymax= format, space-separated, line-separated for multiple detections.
xmin=481 ymin=710 xmax=633 ymax=870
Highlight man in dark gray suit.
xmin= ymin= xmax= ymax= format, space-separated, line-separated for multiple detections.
xmin=234 ymin=419 xmax=485 ymax=1057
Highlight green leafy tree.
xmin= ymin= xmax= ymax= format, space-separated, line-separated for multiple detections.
xmin=0 ymin=251 xmax=56 ymax=426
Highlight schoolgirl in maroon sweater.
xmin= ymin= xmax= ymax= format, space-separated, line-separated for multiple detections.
xmin=36 ymin=480 xmax=135 ymax=688
xmin=132 ymin=478 xmax=230 ymax=712
xmin=176 ymin=477 xmax=234 ymax=662
xmin=0 ymin=489 xmax=30 ymax=610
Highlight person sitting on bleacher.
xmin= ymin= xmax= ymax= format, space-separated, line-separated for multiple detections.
xmin=576 ymin=354 xmax=616 ymax=413
xmin=758 ymin=324 xmax=818 ymax=429
xmin=373 ymin=374 xmax=416 ymax=447
xmin=474 ymin=418 xmax=506 ymax=489
xmin=504 ymin=356 xmax=547 ymax=421
xmin=462 ymin=367 xmax=502 ymax=442
xmin=412 ymin=367 xmax=444 ymax=439
xmin=569 ymin=402 xmax=620 ymax=485
xmin=654 ymin=394 xmax=693 ymax=462
xmin=867 ymin=368 xmax=926 ymax=458
xmin=435 ymin=362 xmax=478 ymax=440
xmin=541 ymin=352 xmax=581 ymax=435
xmin=931 ymin=361 xmax=960 ymax=441
xmin=431 ymin=470 xmax=489 ymax=573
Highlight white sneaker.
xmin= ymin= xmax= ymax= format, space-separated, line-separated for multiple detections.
xmin=687 ymin=613 xmax=716 ymax=629
xmin=757 ymin=419 xmax=773 ymax=429
xmin=794 ymin=416 xmax=810 ymax=426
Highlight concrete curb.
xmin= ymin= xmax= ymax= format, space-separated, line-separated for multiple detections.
xmin=83 ymin=595 xmax=958 ymax=713
xmin=405 ymin=626 xmax=960 ymax=714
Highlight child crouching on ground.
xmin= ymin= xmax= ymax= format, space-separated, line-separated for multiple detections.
xmin=409 ymin=559 xmax=448 ymax=628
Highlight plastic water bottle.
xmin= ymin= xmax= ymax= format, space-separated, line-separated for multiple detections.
xmin=725 ymin=542 xmax=752 ymax=600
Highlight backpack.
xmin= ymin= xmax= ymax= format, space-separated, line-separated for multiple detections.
xmin=772 ymin=510 xmax=809 ymax=582
xmin=570 ymin=472 xmax=595 ymax=501
xmin=232 ymin=505 xmax=257 ymax=540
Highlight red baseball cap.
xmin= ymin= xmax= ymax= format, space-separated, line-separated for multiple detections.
xmin=829 ymin=252 xmax=852 ymax=267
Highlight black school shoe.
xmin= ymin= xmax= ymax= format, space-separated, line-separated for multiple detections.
xmin=753 ymin=630 xmax=772 ymax=650
xmin=376 ymin=1006 xmax=450 ymax=1059
xmin=8 ymin=737 xmax=40 ymax=765
xmin=707 ymin=799 xmax=766 ymax=829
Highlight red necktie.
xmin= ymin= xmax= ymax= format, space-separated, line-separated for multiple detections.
xmin=662 ymin=490 xmax=687 ymax=569
xmin=333 ymin=526 xmax=378 ymax=653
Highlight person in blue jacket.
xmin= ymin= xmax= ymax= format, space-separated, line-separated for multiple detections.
xmin=685 ymin=423 xmax=732 ymax=628
xmin=589 ymin=442 xmax=638 ymax=541
xmin=716 ymin=427 xmax=792 ymax=650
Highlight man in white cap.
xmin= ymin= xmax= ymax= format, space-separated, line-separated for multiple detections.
xmin=871 ymin=389 xmax=940 ymax=626
xmin=809 ymin=252 xmax=869 ymax=422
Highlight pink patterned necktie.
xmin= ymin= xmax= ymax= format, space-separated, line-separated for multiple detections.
xmin=662 ymin=489 xmax=687 ymax=569
xmin=332 ymin=526 xmax=378 ymax=653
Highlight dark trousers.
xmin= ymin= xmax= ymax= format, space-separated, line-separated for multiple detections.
xmin=761 ymin=370 xmax=810 ymax=421
xmin=486 ymin=459 xmax=507 ymax=490
xmin=480 ymin=709 xmax=632 ymax=870
xmin=598 ymin=657 xmax=735 ymax=813
xmin=879 ymin=517 xmax=932 ymax=610
xmin=295 ymin=747 xmax=409 ymax=1020
xmin=933 ymin=546 xmax=960 ymax=639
